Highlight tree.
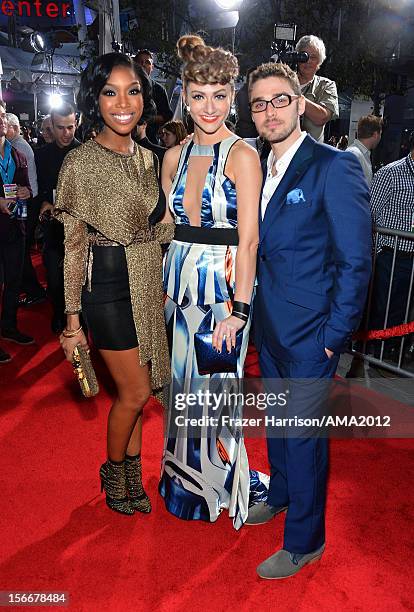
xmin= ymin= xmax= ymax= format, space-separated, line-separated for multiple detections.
xmin=120 ymin=0 xmax=413 ymax=105
xmin=122 ymin=0 xmax=195 ymax=76
xmin=233 ymin=0 xmax=413 ymax=101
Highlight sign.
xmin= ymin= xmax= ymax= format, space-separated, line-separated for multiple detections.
xmin=0 ymin=0 xmax=71 ymax=18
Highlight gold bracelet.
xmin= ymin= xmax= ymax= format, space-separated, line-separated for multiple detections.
xmin=62 ymin=326 xmax=83 ymax=338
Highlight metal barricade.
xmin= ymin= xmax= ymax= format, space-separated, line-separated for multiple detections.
xmin=349 ymin=226 xmax=414 ymax=378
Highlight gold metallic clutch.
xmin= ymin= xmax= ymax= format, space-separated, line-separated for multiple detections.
xmin=72 ymin=345 xmax=99 ymax=398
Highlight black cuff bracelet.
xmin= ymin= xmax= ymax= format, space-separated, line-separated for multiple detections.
xmin=233 ymin=301 xmax=250 ymax=316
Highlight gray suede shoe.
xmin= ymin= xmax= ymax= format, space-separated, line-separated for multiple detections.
xmin=245 ymin=501 xmax=288 ymax=525
xmin=257 ymin=544 xmax=325 ymax=579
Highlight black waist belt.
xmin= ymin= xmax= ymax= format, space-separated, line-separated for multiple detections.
xmin=174 ymin=224 xmax=239 ymax=246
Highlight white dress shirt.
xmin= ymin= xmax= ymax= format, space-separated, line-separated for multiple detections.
xmin=261 ymin=132 xmax=307 ymax=219
xmin=346 ymin=139 xmax=372 ymax=185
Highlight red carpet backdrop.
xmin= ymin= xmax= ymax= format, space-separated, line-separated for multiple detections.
xmin=0 ymin=268 xmax=413 ymax=611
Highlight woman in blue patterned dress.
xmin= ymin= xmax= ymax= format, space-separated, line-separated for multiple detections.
xmin=159 ymin=35 xmax=265 ymax=529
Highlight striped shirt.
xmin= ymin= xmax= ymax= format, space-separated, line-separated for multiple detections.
xmin=370 ymin=153 xmax=414 ymax=252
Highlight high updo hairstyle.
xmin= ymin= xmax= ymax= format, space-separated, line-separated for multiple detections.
xmin=77 ymin=52 xmax=156 ymax=132
xmin=177 ymin=35 xmax=239 ymax=89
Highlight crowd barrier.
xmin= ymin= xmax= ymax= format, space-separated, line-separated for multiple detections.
xmin=350 ymin=226 xmax=414 ymax=378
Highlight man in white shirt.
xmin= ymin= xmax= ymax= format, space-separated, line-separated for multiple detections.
xmin=347 ymin=115 xmax=383 ymax=185
xmin=245 ymin=62 xmax=372 ymax=579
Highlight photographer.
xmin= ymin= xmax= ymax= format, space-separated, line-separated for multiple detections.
xmin=295 ymin=35 xmax=339 ymax=142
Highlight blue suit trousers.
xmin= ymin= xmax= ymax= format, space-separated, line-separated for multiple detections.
xmin=259 ymin=340 xmax=339 ymax=554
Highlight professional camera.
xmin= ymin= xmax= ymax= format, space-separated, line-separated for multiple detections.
xmin=271 ymin=24 xmax=308 ymax=70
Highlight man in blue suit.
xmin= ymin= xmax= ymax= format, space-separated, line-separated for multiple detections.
xmin=246 ymin=63 xmax=372 ymax=579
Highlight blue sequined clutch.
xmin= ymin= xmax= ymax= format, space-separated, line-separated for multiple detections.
xmin=194 ymin=331 xmax=242 ymax=375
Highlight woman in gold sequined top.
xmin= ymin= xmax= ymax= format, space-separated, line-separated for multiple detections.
xmin=54 ymin=53 xmax=173 ymax=516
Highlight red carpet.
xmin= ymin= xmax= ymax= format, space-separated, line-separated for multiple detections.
xmin=1 ymin=256 xmax=413 ymax=611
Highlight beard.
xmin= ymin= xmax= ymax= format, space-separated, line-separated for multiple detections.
xmin=261 ymin=114 xmax=298 ymax=145
xmin=257 ymin=100 xmax=300 ymax=144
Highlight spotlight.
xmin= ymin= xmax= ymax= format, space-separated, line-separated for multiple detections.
xmin=214 ymin=0 xmax=242 ymax=9
xmin=30 ymin=32 xmax=45 ymax=53
xmin=49 ymin=93 xmax=63 ymax=109
xmin=29 ymin=31 xmax=64 ymax=54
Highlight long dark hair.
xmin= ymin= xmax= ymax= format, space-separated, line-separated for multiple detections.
xmin=77 ymin=53 xmax=156 ymax=132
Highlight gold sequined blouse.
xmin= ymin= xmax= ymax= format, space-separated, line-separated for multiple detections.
xmin=54 ymin=139 xmax=174 ymax=390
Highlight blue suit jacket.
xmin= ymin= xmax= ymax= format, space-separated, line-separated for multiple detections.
xmin=254 ymin=135 xmax=372 ymax=362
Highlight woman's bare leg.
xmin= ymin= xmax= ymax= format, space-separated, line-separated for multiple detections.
xmin=98 ymin=347 xmax=151 ymax=461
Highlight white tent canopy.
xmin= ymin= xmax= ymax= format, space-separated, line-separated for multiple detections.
xmin=0 ymin=37 xmax=82 ymax=91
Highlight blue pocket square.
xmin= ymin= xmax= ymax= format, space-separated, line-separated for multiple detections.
xmin=286 ymin=188 xmax=306 ymax=205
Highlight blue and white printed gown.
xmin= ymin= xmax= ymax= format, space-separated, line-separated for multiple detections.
xmin=159 ymin=135 xmax=268 ymax=529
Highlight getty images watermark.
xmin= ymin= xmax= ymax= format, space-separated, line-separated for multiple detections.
xmin=165 ymin=378 xmax=414 ymax=438
xmin=174 ymin=389 xmax=288 ymax=429
xmin=174 ymin=389 xmax=289 ymax=411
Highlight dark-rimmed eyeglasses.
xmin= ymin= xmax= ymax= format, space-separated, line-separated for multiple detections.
xmin=249 ymin=94 xmax=300 ymax=113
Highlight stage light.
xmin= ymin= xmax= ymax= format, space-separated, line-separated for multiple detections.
xmin=30 ymin=32 xmax=45 ymax=53
xmin=29 ymin=31 xmax=65 ymax=54
xmin=214 ymin=0 xmax=243 ymax=9
xmin=49 ymin=93 xmax=63 ymax=109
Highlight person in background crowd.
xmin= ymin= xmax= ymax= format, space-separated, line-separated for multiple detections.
xmin=76 ymin=122 xmax=98 ymax=142
xmin=158 ymin=120 xmax=187 ymax=149
xmin=327 ymin=135 xmax=337 ymax=147
xmin=0 ymin=100 xmax=34 ymax=363
xmin=134 ymin=49 xmax=173 ymax=144
xmin=6 ymin=113 xmax=46 ymax=306
xmin=235 ymin=68 xmax=258 ymax=138
xmin=29 ymin=123 xmax=39 ymax=145
xmin=295 ymin=35 xmax=339 ymax=143
xmin=347 ymin=115 xmax=383 ymax=186
xmin=337 ymin=135 xmax=348 ymax=150
xmin=344 ymin=115 xmax=383 ymax=378
xmin=130 ymin=63 xmax=166 ymax=167
xmin=35 ymin=103 xmax=81 ymax=334
xmin=247 ymin=62 xmax=371 ymax=579
xmin=21 ymin=126 xmax=34 ymax=147
xmin=37 ymin=115 xmax=55 ymax=147
xmin=83 ymin=127 xmax=97 ymax=141
xmin=133 ymin=121 xmax=166 ymax=168
xmin=369 ymin=130 xmax=414 ymax=362
xmin=55 ymin=53 xmax=171 ymax=516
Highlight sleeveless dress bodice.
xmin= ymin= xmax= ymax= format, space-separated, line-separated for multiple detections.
xmin=164 ymin=135 xmax=241 ymax=307
xmin=169 ymin=135 xmax=240 ymax=228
